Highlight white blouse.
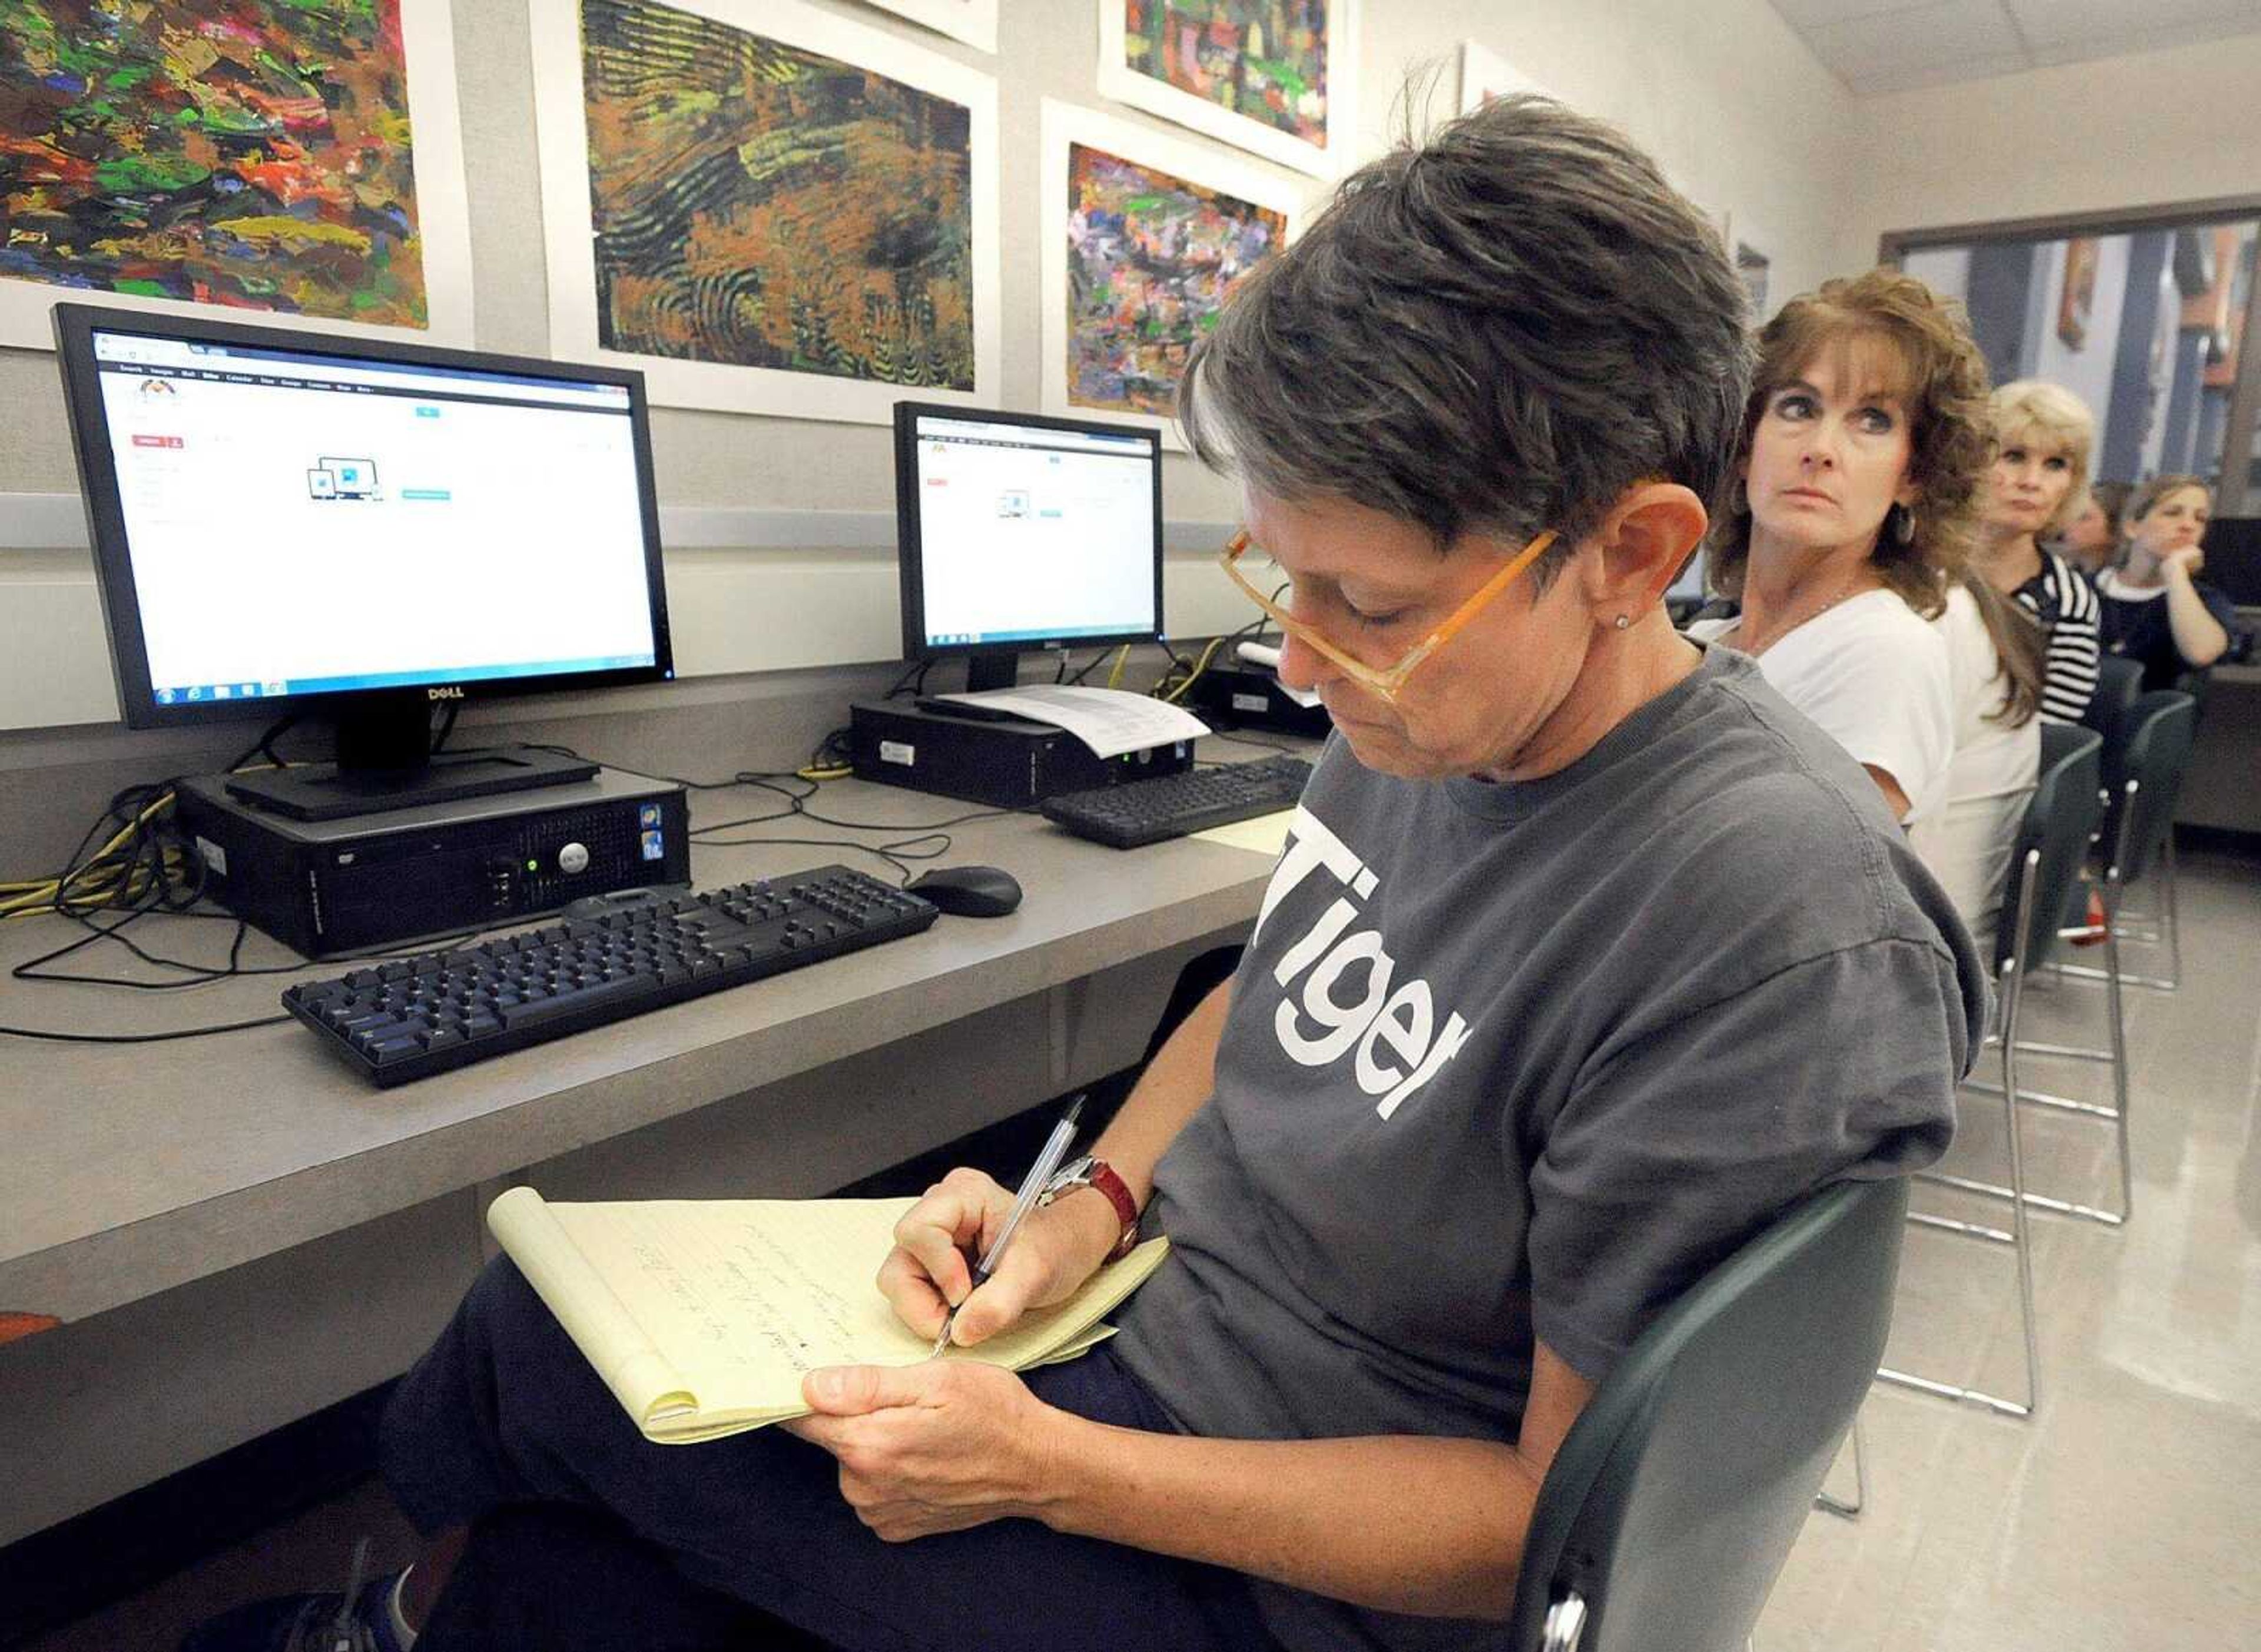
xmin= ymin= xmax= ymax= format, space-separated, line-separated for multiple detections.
xmin=1688 ymin=589 xmax=1954 ymax=826
xmin=1906 ymin=583 xmax=2041 ymax=952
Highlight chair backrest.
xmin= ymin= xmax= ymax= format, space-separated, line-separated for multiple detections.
xmin=1996 ymin=724 xmax=2103 ymax=977
xmin=2169 ymin=666 xmax=2212 ymax=719
xmin=2109 ymin=691 xmax=2198 ymax=884
xmin=2081 ymin=655 xmax=2143 ymax=768
xmin=1504 ymin=1176 xmax=1909 ymax=1652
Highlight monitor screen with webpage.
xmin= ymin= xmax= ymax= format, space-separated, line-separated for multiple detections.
xmin=893 ymin=402 xmax=1162 ymax=692
xmin=54 ymin=304 xmax=673 ymax=815
xmin=55 ymin=305 xmax=671 ymax=724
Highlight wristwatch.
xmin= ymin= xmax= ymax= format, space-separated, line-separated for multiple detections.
xmin=1037 ymin=1155 xmax=1142 ymax=1262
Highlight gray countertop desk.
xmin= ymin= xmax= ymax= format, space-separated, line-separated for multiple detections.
xmin=0 ymin=762 xmax=1291 ymax=1541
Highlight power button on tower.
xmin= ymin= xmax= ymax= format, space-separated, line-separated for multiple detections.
xmin=558 ymin=841 xmax=591 ymax=875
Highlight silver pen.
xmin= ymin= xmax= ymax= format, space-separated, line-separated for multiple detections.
xmin=929 ymin=1094 xmax=1085 ymax=1358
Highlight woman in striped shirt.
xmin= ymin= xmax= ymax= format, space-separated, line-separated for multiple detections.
xmin=1977 ymin=380 xmax=2102 ymax=724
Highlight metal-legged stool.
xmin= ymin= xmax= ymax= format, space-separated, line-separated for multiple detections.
xmin=1879 ymin=724 xmax=2101 ymax=1420
xmin=2058 ymin=689 xmax=2197 ymax=996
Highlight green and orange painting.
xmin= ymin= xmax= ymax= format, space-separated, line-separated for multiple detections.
xmin=0 ymin=0 xmax=428 ymax=324
xmin=580 ymin=0 xmax=975 ymax=388
xmin=1125 ymin=1 xmax=1330 ymax=148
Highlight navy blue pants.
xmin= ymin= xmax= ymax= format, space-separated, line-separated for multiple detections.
xmin=382 ymin=1255 xmax=1280 ymax=1652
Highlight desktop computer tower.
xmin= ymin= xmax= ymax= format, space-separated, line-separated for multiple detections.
xmin=847 ymin=699 xmax=1194 ymax=808
xmin=1183 ymin=665 xmax=1332 ymax=738
xmin=173 ymin=769 xmax=689 ymax=957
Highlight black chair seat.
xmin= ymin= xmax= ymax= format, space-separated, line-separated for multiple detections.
xmin=1503 ymin=1177 xmax=1908 ymax=1651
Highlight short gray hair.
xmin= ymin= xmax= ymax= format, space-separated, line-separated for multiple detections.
xmin=1178 ymin=94 xmax=1753 ymax=575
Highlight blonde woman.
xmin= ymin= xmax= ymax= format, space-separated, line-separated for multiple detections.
xmin=1980 ymin=380 xmax=2102 ymax=724
xmin=2096 ymin=475 xmax=2235 ymax=691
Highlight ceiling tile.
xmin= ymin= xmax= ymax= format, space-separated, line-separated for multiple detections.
xmin=2004 ymin=0 xmax=2261 ymax=50
xmin=1806 ymin=1 xmax=2024 ymax=71
xmin=2024 ymin=21 xmax=2261 ymax=65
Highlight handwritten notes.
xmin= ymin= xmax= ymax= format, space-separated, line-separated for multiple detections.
xmin=488 ymin=1186 xmax=1169 ymax=1443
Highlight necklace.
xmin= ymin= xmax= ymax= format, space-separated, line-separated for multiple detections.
xmin=1732 ymin=574 xmax=1876 ymax=658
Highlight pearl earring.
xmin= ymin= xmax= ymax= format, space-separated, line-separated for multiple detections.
xmin=1613 ymin=614 xmax=1631 ymax=630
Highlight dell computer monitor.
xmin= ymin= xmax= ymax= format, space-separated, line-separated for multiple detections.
xmin=53 ymin=303 xmax=672 ymax=817
xmin=893 ymin=402 xmax=1163 ymax=692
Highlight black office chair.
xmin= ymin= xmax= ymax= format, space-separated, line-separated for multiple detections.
xmin=1879 ymin=723 xmax=2102 ymax=1420
xmin=2066 ymin=689 xmax=2199 ymax=993
xmin=2080 ymin=655 xmax=2142 ymax=790
xmin=2058 ymin=654 xmax=2140 ymax=931
xmin=1503 ymin=1176 xmax=1907 ymax=1652
xmin=2168 ymin=665 xmax=2212 ymax=718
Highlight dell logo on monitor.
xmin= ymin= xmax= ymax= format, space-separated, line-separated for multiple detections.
xmin=427 ymin=685 xmax=466 ymax=700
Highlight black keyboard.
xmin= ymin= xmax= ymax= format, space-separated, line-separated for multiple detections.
xmin=1042 ymin=754 xmax=1314 ymax=850
xmin=283 ymin=866 xmax=937 ymax=1086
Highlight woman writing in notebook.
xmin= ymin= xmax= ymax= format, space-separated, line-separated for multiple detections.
xmin=189 ymin=99 xmax=1981 ymax=1652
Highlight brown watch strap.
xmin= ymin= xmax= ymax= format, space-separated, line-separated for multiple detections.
xmin=1078 ymin=1160 xmax=1142 ymax=1262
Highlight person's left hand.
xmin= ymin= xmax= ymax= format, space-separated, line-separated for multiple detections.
xmin=2163 ymin=545 xmax=2206 ymax=580
xmin=781 ymin=1361 xmax=1067 ymax=1541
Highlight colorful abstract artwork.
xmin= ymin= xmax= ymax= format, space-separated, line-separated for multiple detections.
xmin=1125 ymin=1 xmax=1327 ymax=145
xmin=578 ymin=0 xmax=974 ymax=392
xmin=1062 ymin=142 xmax=1285 ymax=418
xmin=2058 ymin=236 xmax=2098 ymax=351
xmin=1099 ymin=0 xmax=1350 ymax=176
xmin=0 ymin=0 xmax=430 ymax=326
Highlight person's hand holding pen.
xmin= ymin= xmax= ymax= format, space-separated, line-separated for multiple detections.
xmin=874 ymin=1098 xmax=1126 ymax=1352
xmin=781 ymin=1093 xmax=1130 ymax=1542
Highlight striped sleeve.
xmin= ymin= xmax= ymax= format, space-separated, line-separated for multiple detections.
xmin=2025 ymin=553 xmax=2100 ymax=725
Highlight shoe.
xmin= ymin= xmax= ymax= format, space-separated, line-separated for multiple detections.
xmin=179 ymin=1540 xmax=406 ymax=1652
xmin=2069 ymin=887 xmax=2110 ymax=947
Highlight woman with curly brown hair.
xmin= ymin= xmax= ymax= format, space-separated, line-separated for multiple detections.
xmin=1690 ymin=268 xmax=1980 ymax=825
xmin=1692 ymin=269 xmax=2043 ymax=940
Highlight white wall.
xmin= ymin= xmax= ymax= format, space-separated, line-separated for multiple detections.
xmin=1844 ymin=31 xmax=2261 ymax=270
xmin=0 ymin=0 xmax=1859 ymax=735
xmin=1901 ymin=244 xmax=1972 ymax=302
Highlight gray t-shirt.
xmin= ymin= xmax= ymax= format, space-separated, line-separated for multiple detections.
xmin=1112 ymin=646 xmax=1985 ymax=1652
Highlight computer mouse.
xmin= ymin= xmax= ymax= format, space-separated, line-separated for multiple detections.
xmin=905 ymin=864 xmax=1024 ymax=918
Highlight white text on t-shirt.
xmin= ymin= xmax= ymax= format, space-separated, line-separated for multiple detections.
xmin=1255 ymin=806 xmax=1475 ymax=1119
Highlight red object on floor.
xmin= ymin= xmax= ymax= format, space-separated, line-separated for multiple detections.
xmin=2070 ymin=888 xmax=2110 ymax=947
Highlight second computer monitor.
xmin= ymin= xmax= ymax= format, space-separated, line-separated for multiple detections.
xmin=893 ymin=402 xmax=1163 ymax=692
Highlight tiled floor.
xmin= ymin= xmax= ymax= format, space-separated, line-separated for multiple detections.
xmin=1759 ymin=844 xmax=2261 ymax=1651
xmin=23 ymin=848 xmax=2261 ymax=1651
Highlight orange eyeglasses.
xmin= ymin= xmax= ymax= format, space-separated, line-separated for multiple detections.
xmin=1218 ymin=526 xmax=1560 ymax=704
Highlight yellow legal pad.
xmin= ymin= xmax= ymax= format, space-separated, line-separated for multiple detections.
xmin=1191 ymin=810 xmax=1297 ymax=857
xmin=487 ymin=1186 xmax=1171 ymax=1444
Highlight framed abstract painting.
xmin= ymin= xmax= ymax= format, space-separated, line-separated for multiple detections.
xmin=2058 ymin=236 xmax=2099 ymax=350
xmin=1040 ymin=99 xmax=1307 ymax=447
xmin=0 ymin=0 xmax=473 ymax=347
xmin=1096 ymin=0 xmax=1356 ymax=179
xmin=530 ymin=0 xmax=1000 ymax=421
